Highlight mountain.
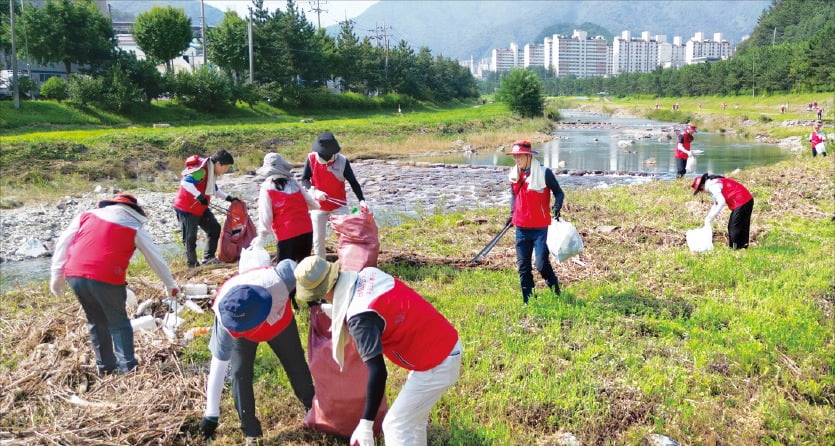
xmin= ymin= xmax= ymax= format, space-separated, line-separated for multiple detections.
xmin=741 ymin=0 xmax=835 ymax=49
xmin=339 ymin=0 xmax=771 ymax=60
xmin=109 ymin=1 xmax=226 ymax=26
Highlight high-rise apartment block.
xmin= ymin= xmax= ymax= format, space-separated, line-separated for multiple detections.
xmin=491 ymin=42 xmax=519 ymax=73
xmin=612 ymin=31 xmax=659 ymax=74
xmin=657 ymin=35 xmax=686 ymax=68
xmin=685 ymin=32 xmax=733 ymax=64
xmin=523 ymin=43 xmax=545 ymax=68
xmin=548 ymin=30 xmax=608 ymax=77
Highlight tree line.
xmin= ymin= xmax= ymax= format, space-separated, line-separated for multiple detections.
xmin=0 ymin=0 xmax=478 ymax=112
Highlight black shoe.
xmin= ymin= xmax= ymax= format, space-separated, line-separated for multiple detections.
xmin=201 ymin=257 xmax=221 ymax=266
xmin=198 ymin=416 xmax=218 ymax=440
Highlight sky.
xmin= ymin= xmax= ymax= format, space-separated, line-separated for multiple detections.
xmin=205 ymin=0 xmax=378 ymax=28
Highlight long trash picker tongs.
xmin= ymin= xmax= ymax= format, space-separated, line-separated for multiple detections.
xmin=469 ymin=217 xmax=513 ymax=263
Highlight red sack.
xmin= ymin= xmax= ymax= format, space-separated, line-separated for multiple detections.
xmin=217 ymin=200 xmax=257 ymax=263
xmin=303 ymin=305 xmax=386 ymax=437
xmin=329 ymin=212 xmax=380 ymax=272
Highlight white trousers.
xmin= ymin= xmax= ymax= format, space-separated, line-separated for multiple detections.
xmin=382 ymin=339 xmax=463 ymax=446
xmin=310 ymin=206 xmax=349 ymax=258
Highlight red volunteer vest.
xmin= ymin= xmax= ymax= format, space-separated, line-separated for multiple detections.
xmin=717 ymin=178 xmax=753 ymax=210
xmin=367 ymin=279 xmax=458 ymax=371
xmin=63 ymin=213 xmax=137 ymax=285
xmin=511 ymin=170 xmax=551 ymax=229
xmin=173 ymin=162 xmax=210 ymax=216
xmin=267 ymin=189 xmax=313 ymax=241
xmin=229 ymin=299 xmax=294 ymax=342
xmin=810 ymin=131 xmax=824 ymax=148
xmin=309 ymin=153 xmax=347 ymax=212
xmin=676 ymin=133 xmax=694 ymax=159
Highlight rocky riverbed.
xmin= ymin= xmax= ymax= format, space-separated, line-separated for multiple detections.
xmin=0 ymin=160 xmax=654 ymax=263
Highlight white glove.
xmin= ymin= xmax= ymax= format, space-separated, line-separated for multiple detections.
xmin=310 ymin=188 xmax=328 ymax=201
xmin=320 ymin=303 xmax=334 ymax=318
xmin=703 ymin=220 xmax=712 ymax=230
xmin=50 ymin=275 xmax=67 ymax=297
xmin=168 ymin=286 xmax=180 ymax=298
xmin=349 ymin=419 xmax=374 ymax=446
xmin=359 ymin=200 xmax=370 ymax=213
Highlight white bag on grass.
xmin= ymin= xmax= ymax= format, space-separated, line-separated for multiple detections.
xmin=686 ymin=226 xmax=713 ymax=253
xmin=547 ymin=218 xmax=584 ymax=263
xmin=815 ymin=142 xmax=827 ymax=154
xmin=685 ymin=155 xmax=697 ymax=173
xmin=238 ymin=236 xmax=270 ymax=272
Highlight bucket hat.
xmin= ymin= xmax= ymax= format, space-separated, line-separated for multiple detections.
xmin=219 ymin=285 xmax=272 ymax=333
xmin=98 ymin=193 xmax=146 ymax=217
xmin=506 ymin=140 xmax=539 ymax=156
xmin=312 ymin=132 xmax=341 ymax=157
xmin=294 ymin=256 xmax=341 ymax=303
xmin=256 ymin=152 xmax=294 ymax=178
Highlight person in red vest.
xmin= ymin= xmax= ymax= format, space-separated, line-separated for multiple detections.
xmin=691 ymin=173 xmax=754 ymax=249
xmin=507 ymin=140 xmax=565 ymax=303
xmin=198 ymin=259 xmax=314 ymax=444
xmin=293 ymin=256 xmax=462 ymax=446
xmin=675 ymin=124 xmax=697 ymax=178
xmin=173 ymin=150 xmax=238 ymax=268
xmin=255 ymin=152 xmax=320 ymax=263
xmin=300 ymin=132 xmax=367 ymax=258
xmin=49 ymin=194 xmax=179 ymax=375
xmin=808 ymin=120 xmax=827 ymax=157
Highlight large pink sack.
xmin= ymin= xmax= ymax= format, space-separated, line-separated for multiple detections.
xmin=329 ymin=212 xmax=380 ymax=272
xmin=303 ymin=306 xmax=387 ymax=437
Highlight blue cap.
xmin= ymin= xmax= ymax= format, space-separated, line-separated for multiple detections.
xmin=219 ymin=285 xmax=272 ymax=333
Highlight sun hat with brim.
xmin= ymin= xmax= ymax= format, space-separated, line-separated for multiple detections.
xmin=506 ymin=140 xmax=539 ymax=156
xmin=312 ymin=132 xmax=341 ymax=157
xmin=691 ymin=173 xmax=708 ymax=195
xmin=98 ymin=193 xmax=146 ymax=217
xmin=688 ymin=124 xmax=697 ymax=132
xmin=256 ymin=152 xmax=294 ymax=178
xmin=294 ymin=256 xmax=341 ymax=303
xmin=219 ymin=285 xmax=272 ymax=333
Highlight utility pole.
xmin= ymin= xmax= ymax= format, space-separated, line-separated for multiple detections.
xmin=368 ymin=23 xmax=392 ymax=92
xmin=200 ymin=0 xmax=207 ymax=66
xmin=248 ymin=8 xmax=254 ymax=83
xmin=10 ymin=0 xmax=19 ymax=109
xmin=752 ymin=57 xmax=755 ymax=98
xmin=308 ymin=0 xmax=327 ymax=29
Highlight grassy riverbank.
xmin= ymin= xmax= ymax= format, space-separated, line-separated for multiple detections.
xmin=0 ymin=100 xmax=557 ymax=206
xmin=1 ymin=156 xmax=832 ymax=445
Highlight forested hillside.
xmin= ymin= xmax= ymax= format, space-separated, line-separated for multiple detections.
xmin=740 ymin=0 xmax=835 ymax=49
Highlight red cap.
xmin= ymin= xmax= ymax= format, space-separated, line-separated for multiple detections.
xmin=98 ymin=193 xmax=146 ymax=216
xmin=506 ymin=140 xmax=539 ymax=156
xmin=691 ymin=173 xmax=707 ymax=195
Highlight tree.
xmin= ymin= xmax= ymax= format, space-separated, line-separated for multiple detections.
xmin=133 ymin=6 xmax=192 ymax=72
xmin=40 ymin=76 xmax=68 ymax=101
xmin=207 ymin=11 xmax=248 ymax=82
xmin=20 ymin=0 xmax=114 ymax=74
xmin=497 ymin=68 xmax=544 ymax=117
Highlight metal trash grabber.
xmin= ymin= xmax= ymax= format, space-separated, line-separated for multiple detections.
xmin=323 ymin=195 xmax=348 ymax=207
xmin=470 ymin=217 xmax=513 ymax=263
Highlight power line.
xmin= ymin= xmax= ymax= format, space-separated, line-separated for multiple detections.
xmin=307 ymin=0 xmax=326 ymax=29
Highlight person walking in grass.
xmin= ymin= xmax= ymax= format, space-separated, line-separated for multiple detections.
xmin=50 ymin=194 xmax=179 ymax=375
xmin=300 ymin=132 xmax=368 ymax=258
xmin=173 ymin=149 xmax=239 ymax=267
xmin=293 ymin=256 xmax=462 ymax=446
xmin=507 ymin=140 xmax=565 ymax=303
xmin=808 ymin=120 xmax=828 ymax=157
xmin=198 ymin=260 xmax=314 ymax=445
xmin=256 ymin=152 xmax=320 ymax=263
xmin=675 ymin=124 xmax=697 ymax=178
xmin=691 ymin=173 xmax=754 ymax=250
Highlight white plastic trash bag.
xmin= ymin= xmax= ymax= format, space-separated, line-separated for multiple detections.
xmin=686 ymin=226 xmax=713 ymax=253
xmin=239 ymin=236 xmax=271 ymax=272
xmin=815 ymin=142 xmax=827 ymax=154
xmin=685 ymin=155 xmax=697 ymax=173
xmin=547 ymin=218 xmax=584 ymax=263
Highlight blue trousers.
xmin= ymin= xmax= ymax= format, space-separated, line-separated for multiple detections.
xmin=68 ymin=276 xmax=137 ymax=374
xmin=515 ymin=227 xmax=559 ymax=303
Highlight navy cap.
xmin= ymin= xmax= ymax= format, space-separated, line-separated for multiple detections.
xmin=219 ymin=285 xmax=271 ymax=333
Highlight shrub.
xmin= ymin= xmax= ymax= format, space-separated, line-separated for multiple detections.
xmin=172 ymin=68 xmax=233 ymax=113
xmin=40 ymin=76 xmax=68 ymax=102
xmin=497 ymin=68 xmax=544 ymax=118
xmin=544 ymin=103 xmax=561 ymax=121
xmin=758 ymin=114 xmax=773 ymax=123
xmin=68 ymin=74 xmax=106 ymax=105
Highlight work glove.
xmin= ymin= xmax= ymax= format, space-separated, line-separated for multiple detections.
xmin=349 ymin=419 xmax=375 ymax=446
xmin=168 ymin=286 xmax=180 ymax=298
xmin=198 ymin=416 xmax=219 ymax=440
xmin=225 ymin=195 xmax=239 ymax=202
xmin=50 ymin=275 xmax=67 ymax=297
xmin=359 ymin=200 xmax=370 ymax=213
xmin=320 ymin=303 xmax=334 ymax=318
xmin=703 ymin=220 xmax=712 ymax=230
xmin=310 ymin=188 xmax=328 ymax=201
xmin=196 ymin=194 xmax=209 ymax=206
xmin=506 ymin=215 xmax=513 ymax=226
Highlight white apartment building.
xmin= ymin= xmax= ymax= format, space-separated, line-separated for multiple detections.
xmin=685 ymin=32 xmax=734 ymax=64
xmin=523 ymin=43 xmax=545 ymax=68
xmin=491 ymin=42 xmax=519 ymax=73
xmin=612 ymin=30 xmax=659 ymax=74
xmin=550 ymin=30 xmax=608 ymax=78
xmin=657 ymin=35 xmax=686 ymax=68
